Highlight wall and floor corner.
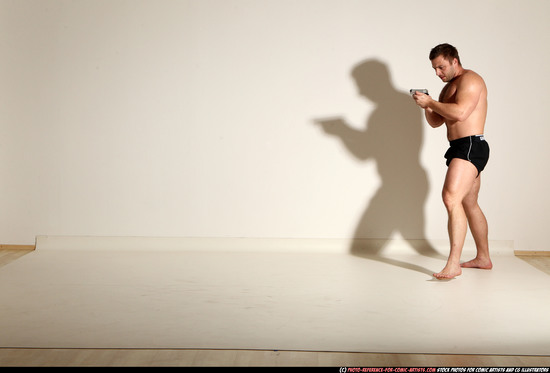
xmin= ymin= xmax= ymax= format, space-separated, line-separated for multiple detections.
xmin=2 ymin=0 xmax=550 ymax=252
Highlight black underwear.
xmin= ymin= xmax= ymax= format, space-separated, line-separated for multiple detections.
xmin=444 ymin=135 xmax=490 ymax=175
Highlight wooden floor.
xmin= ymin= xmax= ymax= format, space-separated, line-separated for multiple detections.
xmin=1 ymin=248 xmax=549 ymax=367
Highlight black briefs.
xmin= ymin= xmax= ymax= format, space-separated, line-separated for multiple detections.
xmin=444 ymin=135 xmax=490 ymax=175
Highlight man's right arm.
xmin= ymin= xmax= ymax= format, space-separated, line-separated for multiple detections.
xmin=425 ymin=107 xmax=445 ymax=128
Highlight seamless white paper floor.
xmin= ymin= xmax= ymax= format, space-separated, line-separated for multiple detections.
xmin=1 ymin=247 xmax=549 ymax=355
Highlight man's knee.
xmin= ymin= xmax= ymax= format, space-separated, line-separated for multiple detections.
xmin=462 ymin=195 xmax=479 ymax=211
xmin=442 ymin=188 xmax=462 ymax=210
xmin=462 ymin=180 xmax=481 ymax=211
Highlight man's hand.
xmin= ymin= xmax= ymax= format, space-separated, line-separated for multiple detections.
xmin=413 ymin=92 xmax=432 ymax=109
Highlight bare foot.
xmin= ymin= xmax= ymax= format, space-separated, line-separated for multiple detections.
xmin=433 ymin=264 xmax=462 ymax=279
xmin=460 ymin=257 xmax=493 ymax=269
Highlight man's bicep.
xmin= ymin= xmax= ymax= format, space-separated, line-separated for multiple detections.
xmin=455 ymin=78 xmax=482 ymax=118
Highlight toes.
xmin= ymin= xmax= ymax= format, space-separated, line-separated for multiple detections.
xmin=433 ymin=270 xmax=460 ymax=279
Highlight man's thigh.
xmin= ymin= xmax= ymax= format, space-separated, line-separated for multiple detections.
xmin=443 ymin=158 xmax=478 ymax=199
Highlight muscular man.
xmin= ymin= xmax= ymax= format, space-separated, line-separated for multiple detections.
xmin=413 ymin=43 xmax=492 ymax=279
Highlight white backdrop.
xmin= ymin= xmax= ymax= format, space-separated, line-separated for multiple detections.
xmin=2 ymin=0 xmax=549 ymax=251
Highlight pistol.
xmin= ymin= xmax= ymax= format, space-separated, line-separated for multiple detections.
xmin=410 ymin=89 xmax=429 ymax=96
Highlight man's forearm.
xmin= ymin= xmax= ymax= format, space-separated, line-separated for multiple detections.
xmin=425 ymin=107 xmax=444 ymax=128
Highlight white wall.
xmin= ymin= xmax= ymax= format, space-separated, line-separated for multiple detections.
xmin=2 ymin=0 xmax=549 ymax=251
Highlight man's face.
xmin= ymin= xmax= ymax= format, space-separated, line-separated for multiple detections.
xmin=431 ymin=55 xmax=457 ymax=82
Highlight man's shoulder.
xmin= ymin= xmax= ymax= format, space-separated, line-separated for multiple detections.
xmin=457 ymin=69 xmax=486 ymax=91
xmin=461 ymin=69 xmax=485 ymax=84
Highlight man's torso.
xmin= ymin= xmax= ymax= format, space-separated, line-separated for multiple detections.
xmin=440 ymin=70 xmax=488 ymax=141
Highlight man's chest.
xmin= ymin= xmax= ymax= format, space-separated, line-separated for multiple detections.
xmin=440 ymin=83 xmax=458 ymax=103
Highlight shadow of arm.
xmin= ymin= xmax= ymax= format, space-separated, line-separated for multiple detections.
xmin=314 ymin=117 xmax=371 ymax=160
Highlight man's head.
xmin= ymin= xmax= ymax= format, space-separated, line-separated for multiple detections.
xmin=429 ymin=43 xmax=462 ymax=82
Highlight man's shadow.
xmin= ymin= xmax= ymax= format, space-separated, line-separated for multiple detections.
xmin=314 ymin=59 xmax=444 ymax=276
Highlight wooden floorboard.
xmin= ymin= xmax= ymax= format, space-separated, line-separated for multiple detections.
xmin=1 ymin=248 xmax=548 ymax=367
xmin=0 ymin=248 xmax=34 ymax=268
xmin=0 ymin=348 xmax=549 ymax=367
